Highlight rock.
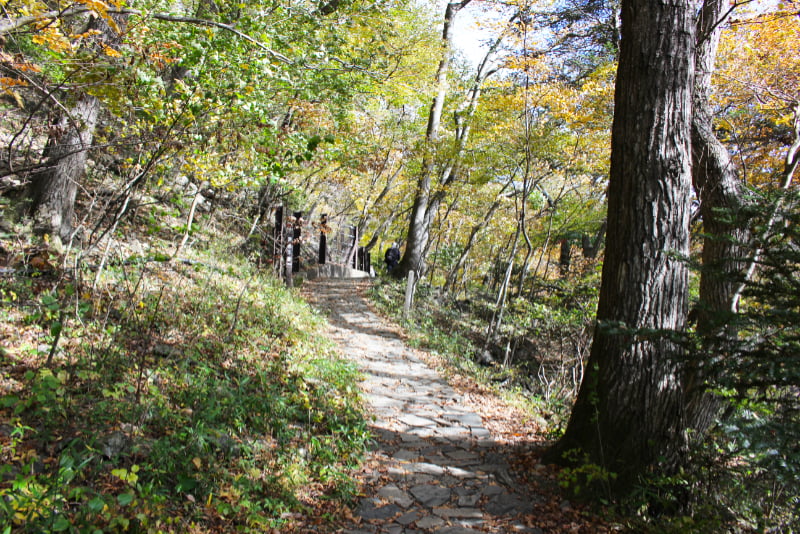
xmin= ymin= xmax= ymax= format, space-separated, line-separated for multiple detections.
xmin=407 ymin=462 xmax=445 ymax=476
xmin=476 ymin=349 xmax=496 ymax=366
xmin=396 ymin=509 xmax=422 ymax=525
xmin=99 ymin=431 xmax=131 ymax=459
xmin=209 ymin=433 xmax=241 ymax=457
xmin=355 ymin=498 xmax=402 ymax=520
xmin=409 ymin=484 xmax=451 ymax=507
xmin=457 ymin=492 xmax=481 ymax=507
xmin=415 ymin=516 xmax=445 ymax=529
xmin=377 ymin=484 xmax=414 ymax=508
xmin=438 ymin=526 xmax=483 ymax=534
xmin=432 ymin=507 xmax=483 ymax=519
xmin=484 ymin=492 xmax=530 ymax=516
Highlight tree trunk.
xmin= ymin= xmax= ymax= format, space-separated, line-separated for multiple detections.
xmin=396 ymin=1 xmax=469 ymax=278
xmin=444 ymin=179 xmax=511 ymax=292
xmin=28 ymin=93 xmax=100 ymax=243
xmin=684 ymin=0 xmax=748 ymax=435
xmin=558 ymin=238 xmax=571 ymax=277
xmin=484 ymin=221 xmax=520 ymax=356
xmin=692 ymin=0 xmax=747 ymax=327
xmin=581 ymin=221 xmax=607 ymax=259
xmin=27 ymin=12 xmax=125 ymax=245
xmin=545 ymin=0 xmax=695 ymax=492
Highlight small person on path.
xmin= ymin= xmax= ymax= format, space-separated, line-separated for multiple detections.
xmin=384 ymin=242 xmax=400 ymax=273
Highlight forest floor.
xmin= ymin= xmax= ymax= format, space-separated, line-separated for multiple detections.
xmin=293 ymin=277 xmax=618 ymax=534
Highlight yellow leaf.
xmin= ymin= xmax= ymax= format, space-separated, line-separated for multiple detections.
xmin=192 ymin=457 xmax=202 ymax=469
xmin=102 ymin=44 xmax=122 ymax=57
xmin=0 ymin=77 xmax=28 ymax=88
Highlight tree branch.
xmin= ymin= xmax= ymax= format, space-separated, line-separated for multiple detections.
xmin=0 ymin=6 xmax=291 ymax=64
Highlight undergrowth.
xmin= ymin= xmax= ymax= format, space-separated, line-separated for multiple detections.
xmin=0 ymin=230 xmax=368 ymax=532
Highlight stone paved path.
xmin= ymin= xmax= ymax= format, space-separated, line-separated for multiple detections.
xmin=304 ymin=278 xmax=543 ymax=534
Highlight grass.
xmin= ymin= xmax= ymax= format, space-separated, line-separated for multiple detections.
xmin=0 ymin=224 xmax=369 ymax=532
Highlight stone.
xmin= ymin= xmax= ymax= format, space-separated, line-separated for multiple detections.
xmin=457 ymin=492 xmax=481 ymax=507
xmin=436 ymin=426 xmax=471 ymax=440
xmin=396 ymin=510 xmax=422 ymax=526
xmin=394 ymin=449 xmax=419 ymax=461
xmin=433 ymin=507 xmax=483 ymax=519
xmin=437 ymin=527 xmax=483 ymax=534
xmin=387 ymin=466 xmax=407 ymax=477
xmin=470 ymin=427 xmax=492 ymax=439
xmin=99 ymin=431 xmax=130 ymax=459
xmin=484 ymin=492 xmax=530 ymax=516
xmin=407 ymin=462 xmax=445 ymax=476
xmin=481 ymin=484 xmax=505 ymax=496
xmin=377 ymin=484 xmax=414 ymax=508
xmin=447 ymin=466 xmax=477 ymax=478
xmin=445 ymin=450 xmax=480 ymax=462
xmin=442 ymin=412 xmax=483 ymax=427
xmin=409 ymin=426 xmax=436 ymax=438
xmin=415 ymin=515 xmax=445 ymax=529
xmin=409 ymin=484 xmax=451 ymax=507
xmin=356 ymin=499 xmax=402 ymax=520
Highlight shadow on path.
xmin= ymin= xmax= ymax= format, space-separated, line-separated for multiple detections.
xmin=303 ymin=278 xmax=554 ymax=534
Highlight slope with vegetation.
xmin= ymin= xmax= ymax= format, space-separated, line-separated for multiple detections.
xmin=1 ymin=188 xmax=369 ymax=532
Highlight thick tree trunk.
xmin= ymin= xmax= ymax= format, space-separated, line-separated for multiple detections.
xmin=692 ymin=0 xmax=747 ymax=327
xmin=545 ymin=0 xmax=695 ymax=491
xmin=684 ymin=0 xmax=747 ymax=435
xmin=27 ymin=13 xmax=124 ymax=245
xmin=28 ymin=93 xmax=100 ymax=243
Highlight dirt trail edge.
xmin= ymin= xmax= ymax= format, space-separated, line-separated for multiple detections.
xmin=302 ymin=278 xmax=607 ymax=534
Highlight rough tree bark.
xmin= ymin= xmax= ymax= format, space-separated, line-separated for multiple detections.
xmin=544 ymin=0 xmax=696 ymax=491
xmin=28 ymin=93 xmax=100 ymax=243
xmin=684 ymin=0 xmax=748 ymax=435
xmin=27 ymin=12 xmax=125 ymax=244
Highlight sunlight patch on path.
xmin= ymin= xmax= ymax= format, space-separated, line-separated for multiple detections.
xmin=304 ymin=278 xmax=543 ymax=534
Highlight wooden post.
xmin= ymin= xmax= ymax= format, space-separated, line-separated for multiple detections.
xmin=348 ymin=225 xmax=358 ymax=268
xmin=273 ymin=205 xmax=283 ymax=277
xmin=318 ymin=214 xmax=327 ymax=265
xmin=292 ymin=211 xmax=302 ymax=273
xmin=403 ymin=270 xmax=416 ymax=319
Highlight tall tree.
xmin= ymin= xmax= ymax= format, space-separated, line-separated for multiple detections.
xmin=28 ymin=92 xmax=100 ymax=243
xmin=684 ymin=0 xmax=749 ymax=434
xmin=544 ymin=0 xmax=695 ymax=490
xmin=395 ymin=0 xmax=472 ymax=278
xmin=24 ymin=10 xmax=123 ymax=243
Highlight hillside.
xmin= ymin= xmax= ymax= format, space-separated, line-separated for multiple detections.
xmin=1 ymin=180 xmax=372 ymax=531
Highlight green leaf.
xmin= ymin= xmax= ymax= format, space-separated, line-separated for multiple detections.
xmin=88 ymin=496 xmax=105 ymax=513
xmin=117 ymin=492 xmax=135 ymax=506
xmin=50 ymin=321 xmax=63 ymax=338
xmin=176 ymin=475 xmax=198 ymax=492
xmin=52 ymin=516 xmax=71 ymax=531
